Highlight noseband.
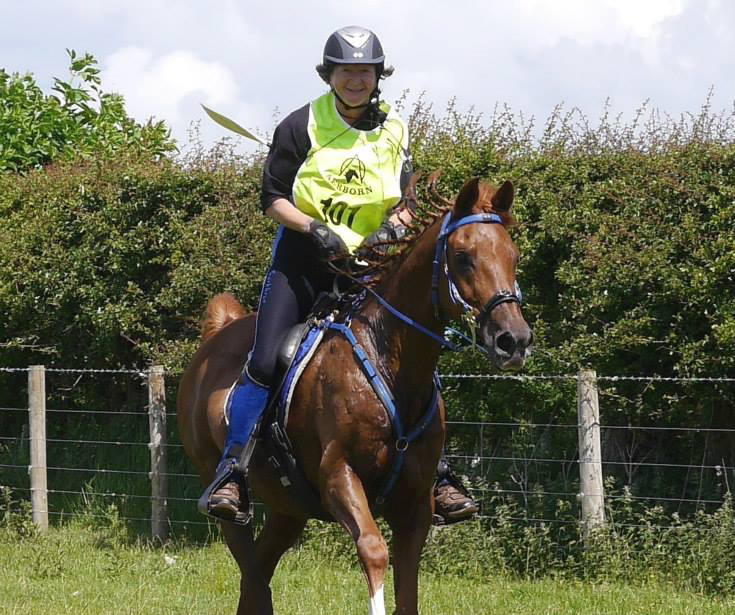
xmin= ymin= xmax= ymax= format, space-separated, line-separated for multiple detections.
xmin=431 ymin=212 xmax=522 ymax=326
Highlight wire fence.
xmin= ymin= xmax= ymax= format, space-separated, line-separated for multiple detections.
xmin=1 ymin=365 xmax=734 ymax=538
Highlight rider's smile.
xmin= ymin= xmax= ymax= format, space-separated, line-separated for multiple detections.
xmin=330 ymin=64 xmax=377 ymax=113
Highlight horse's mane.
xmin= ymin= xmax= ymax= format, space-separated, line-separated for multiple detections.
xmin=351 ymin=202 xmax=449 ymax=286
xmin=334 ymin=173 xmax=517 ymax=286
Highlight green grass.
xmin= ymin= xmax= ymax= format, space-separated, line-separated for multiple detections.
xmin=1 ymin=521 xmax=734 ymax=615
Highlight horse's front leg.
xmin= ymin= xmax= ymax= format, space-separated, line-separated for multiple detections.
xmin=320 ymin=447 xmax=389 ymax=615
xmin=385 ymin=488 xmax=433 ymax=615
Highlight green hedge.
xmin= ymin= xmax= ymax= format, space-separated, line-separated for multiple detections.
xmin=0 ymin=147 xmax=271 ymax=371
xmin=1 ymin=99 xmax=734 ymax=522
xmin=3 ymin=102 xmax=733 ymax=376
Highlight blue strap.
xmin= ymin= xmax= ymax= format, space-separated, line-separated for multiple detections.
xmin=361 ymin=285 xmax=459 ymax=351
xmin=375 ymin=384 xmax=440 ymax=506
xmin=440 ymin=212 xmax=503 ymax=239
xmin=431 ymin=213 xmax=453 ymax=317
xmin=328 ymin=322 xmax=402 ymax=438
xmin=327 ymin=320 xmax=441 ymax=505
xmin=405 ymin=383 xmax=440 ymax=443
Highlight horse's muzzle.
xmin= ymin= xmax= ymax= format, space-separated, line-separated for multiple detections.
xmin=484 ymin=322 xmax=534 ymax=371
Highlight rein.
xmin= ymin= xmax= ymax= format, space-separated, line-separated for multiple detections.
xmin=360 ymin=284 xmax=460 ymax=350
xmin=334 ymin=211 xmax=523 ymax=353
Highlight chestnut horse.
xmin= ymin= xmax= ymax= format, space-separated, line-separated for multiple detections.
xmin=177 ymin=176 xmax=533 ymax=615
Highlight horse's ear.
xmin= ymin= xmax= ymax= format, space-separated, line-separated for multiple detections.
xmin=453 ymin=177 xmax=481 ymax=216
xmin=491 ymin=180 xmax=515 ymax=213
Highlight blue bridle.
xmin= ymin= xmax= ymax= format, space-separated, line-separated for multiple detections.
xmin=349 ymin=211 xmax=523 ymax=352
xmin=431 ymin=211 xmax=523 ymax=326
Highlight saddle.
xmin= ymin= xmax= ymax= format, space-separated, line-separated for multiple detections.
xmin=276 ymin=322 xmax=310 ymax=369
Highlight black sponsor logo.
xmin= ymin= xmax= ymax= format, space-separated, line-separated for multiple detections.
xmin=339 ymin=155 xmax=367 ymax=183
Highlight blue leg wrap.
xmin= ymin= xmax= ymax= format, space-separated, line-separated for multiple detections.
xmin=198 ymin=373 xmax=270 ymax=525
xmin=222 ymin=372 xmax=270 ymax=459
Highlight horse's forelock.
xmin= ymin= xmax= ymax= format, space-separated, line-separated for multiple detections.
xmin=476 ymin=181 xmax=495 ymax=211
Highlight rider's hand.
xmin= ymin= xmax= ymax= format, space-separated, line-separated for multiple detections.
xmin=307 ymin=220 xmax=348 ymax=260
xmin=358 ymin=220 xmax=406 ymax=258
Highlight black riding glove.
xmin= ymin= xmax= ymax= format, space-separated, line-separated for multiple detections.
xmin=358 ymin=220 xmax=407 ymax=258
xmin=307 ymin=220 xmax=348 ymax=260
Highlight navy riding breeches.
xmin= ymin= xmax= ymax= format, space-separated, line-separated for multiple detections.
xmin=246 ymin=227 xmax=335 ymax=386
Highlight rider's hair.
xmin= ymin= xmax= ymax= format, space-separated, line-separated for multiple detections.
xmin=315 ymin=63 xmax=395 ymax=85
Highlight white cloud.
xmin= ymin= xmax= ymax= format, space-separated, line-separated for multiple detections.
xmin=103 ymin=47 xmax=239 ymax=135
xmin=5 ymin=0 xmax=733 ymax=151
xmin=517 ymin=0 xmax=687 ymax=43
xmin=607 ymin=0 xmax=687 ymax=37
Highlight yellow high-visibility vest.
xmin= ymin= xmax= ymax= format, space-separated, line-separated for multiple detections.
xmin=292 ymin=91 xmax=408 ymax=252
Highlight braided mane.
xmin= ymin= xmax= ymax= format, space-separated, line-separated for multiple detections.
xmin=329 ymin=171 xmax=516 ymax=286
xmin=327 ymin=171 xmax=449 ymax=285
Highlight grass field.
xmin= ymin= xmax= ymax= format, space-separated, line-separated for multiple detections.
xmin=1 ymin=521 xmax=734 ymax=615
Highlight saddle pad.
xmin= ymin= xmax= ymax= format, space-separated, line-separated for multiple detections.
xmin=277 ymin=324 xmax=325 ymax=427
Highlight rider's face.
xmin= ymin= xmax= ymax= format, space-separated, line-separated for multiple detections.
xmin=330 ymin=64 xmax=377 ymax=108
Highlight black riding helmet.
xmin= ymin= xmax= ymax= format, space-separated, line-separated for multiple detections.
xmin=323 ymin=25 xmax=385 ymax=71
xmin=316 ymin=26 xmax=393 ymax=109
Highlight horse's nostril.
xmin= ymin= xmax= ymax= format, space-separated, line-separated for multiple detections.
xmin=496 ymin=331 xmax=516 ymax=356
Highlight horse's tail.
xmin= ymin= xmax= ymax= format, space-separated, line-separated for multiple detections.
xmin=201 ymin=292 xmax=247 ymax=342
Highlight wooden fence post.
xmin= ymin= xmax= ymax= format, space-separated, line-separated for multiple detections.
xmin=28 ymin=365 xmax=48 ymax=531
xmin=577 ymin=369 xmax=605 ymax=543
xmin=148 ymin=365 xmax=168 ymax=543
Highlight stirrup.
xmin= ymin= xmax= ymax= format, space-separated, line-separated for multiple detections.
xmin=198 ymin=457 xmax=254 ymax=525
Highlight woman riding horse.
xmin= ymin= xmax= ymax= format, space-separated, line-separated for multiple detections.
xmin=199 ymin=25 xmax=478 ymax=525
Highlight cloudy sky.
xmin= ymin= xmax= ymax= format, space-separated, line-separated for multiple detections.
xmin=3 ymin=0 xmax=734 ymax=152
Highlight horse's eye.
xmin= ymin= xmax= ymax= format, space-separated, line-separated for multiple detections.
xmin=454 ymin=251 xmax=473 ymax=271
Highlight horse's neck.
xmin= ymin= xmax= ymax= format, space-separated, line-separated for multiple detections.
xmin=357 ymin=217 xmax=445 ymax=412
